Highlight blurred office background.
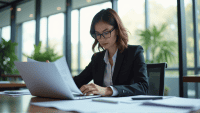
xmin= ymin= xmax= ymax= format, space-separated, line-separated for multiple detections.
xmin=0 ymin=0 xmax=199 ymax=98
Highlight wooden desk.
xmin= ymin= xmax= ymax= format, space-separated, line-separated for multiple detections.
xmin=183 ymin=75 xmax=200 ymax=82
xmin=0 ymin=94 xmax=200 ymax=113
xmin=0 ymin=94 xmax=78 ymax=113
xmin=1 ymin=74 xmax=22 ymax=81
xmin=1 ymin=74 xmax=22 ymax=78
xmin=0 ymin=81 xmax=26 ymax=91
xmin=0 ymin=83 xmax=26 ymax=88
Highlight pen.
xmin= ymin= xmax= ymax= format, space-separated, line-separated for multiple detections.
xmin=92 ymin=98 xmax=119 ymax=104
xmin=132 ymin=97 xmax=163 ymax=100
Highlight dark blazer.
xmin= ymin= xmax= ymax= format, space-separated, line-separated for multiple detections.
xmin=73 ymin=45 xmax=149 ymax=97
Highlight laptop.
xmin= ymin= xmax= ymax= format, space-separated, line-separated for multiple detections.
xmin=14 ymin=57 xmax=101 ymax=100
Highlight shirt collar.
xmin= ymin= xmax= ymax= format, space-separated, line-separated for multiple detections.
xmin=104 ymin=49 xmax=118 ymax=64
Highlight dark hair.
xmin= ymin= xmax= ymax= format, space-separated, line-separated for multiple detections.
xmin=90 ymin=8 xmax=128 ymax=53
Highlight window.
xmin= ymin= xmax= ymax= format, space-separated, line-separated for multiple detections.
xmin=40 ymin=17 xmax=48 ymax=52
xmin=22 ymin=20 xmax=35 ymax=62
xmin=185 ymin=0 xmax=194 ymax=68
xmin=118 ymin=0 xmax=145 ymax=46
xmin=1 ymin=26 xmax=11 ymax=41
xmin=149 ymin=0 xmax=178 ymax=97
xmin=149 ymin=0 xmax=178 ymax=68
xmin=197 ymin=0 xmax=200 ymax=67
xmin=71 ymin=9 xmax=79 ymax=76
xmin=48 ymin=13 xmax=64 ymax=56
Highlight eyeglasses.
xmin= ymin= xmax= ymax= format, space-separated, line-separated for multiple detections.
xmin=92 ymin=28 xmax=115 ymax=40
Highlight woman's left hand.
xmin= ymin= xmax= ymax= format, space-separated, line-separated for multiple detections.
xmin=80 ymin=83 xmax=113 ymax=97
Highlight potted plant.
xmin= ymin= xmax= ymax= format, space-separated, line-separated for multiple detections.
xmin=138 ymin=23 xmax=177 ymax=96
xmin=23 ymin=41 xmax=63 ymax=62
xmin=0 ymin=38 xmax=19 ymax=80
xmin=138 ymin=23 xmax=177 ymax=64
xmin=164 ymin=86 xmax=170 ymax=96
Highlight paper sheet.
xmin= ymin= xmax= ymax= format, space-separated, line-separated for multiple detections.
xmin=0 ymin=90 xmax=31 ymax=96
xmin=143 ymin=97 xmax=200 ymax=111
xmin=27 ymin=58 xmax=39 ymax=62
xmin=54 ymin=57 xmax=82 ymax=94
xmin=27 ymin=57 xmax=82 ymax=94
xmin=31 ymin=96 xmax=192 ymax=113
xmin=4 ymin=89 xmax=31 ymax=95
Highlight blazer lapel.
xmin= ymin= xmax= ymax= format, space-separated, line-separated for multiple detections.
xmin=112 ymin=50 xmax=124 ymax=85
xmin=96 ymin=51 xmax=106 ymax=86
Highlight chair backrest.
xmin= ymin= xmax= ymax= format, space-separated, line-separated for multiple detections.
xmin=147 ymin=63 xmax=167 ymax=96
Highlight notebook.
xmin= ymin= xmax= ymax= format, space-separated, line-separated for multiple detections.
xmin=14 ymin=56 xmax=100 ymax=100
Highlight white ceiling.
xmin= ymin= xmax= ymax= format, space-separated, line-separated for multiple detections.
xmin=0 ymin=0 xmax=20 ymax=9
xmin=0 ymin=9 xmax=10 ymax=27
xmin=0 ymin=0 xmax=111 ymax=27
xmin=16 ymin=0 xmax=35 ymax=24
xmin=72 ymin=0 xmax=110 ymax=9
xmin=41 ymin=0 xmax=66 ymax=17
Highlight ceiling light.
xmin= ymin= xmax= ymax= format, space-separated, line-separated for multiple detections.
xmin=57 ymin=7 xmax=61 ymax=10
xmin=17 ymin=8 xmax=21 ymax=11
xmin=29 ymin=14 xmax=33 ymax=17
xmin=86 ymin=0 xmax=91 ymax=3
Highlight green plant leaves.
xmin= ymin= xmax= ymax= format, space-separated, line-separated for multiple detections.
xmin=138 ymin=29 xmax=152 ymax=51
xmin=0 ymin=38 xmax=18 ymax=75
xmin=24 ymin=41 xmax=63 ymax=62
xmin=138 ymin=23 xmax=177 ymax=64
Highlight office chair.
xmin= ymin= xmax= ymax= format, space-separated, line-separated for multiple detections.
xmin=147 ymin=63 xmax=167 ymax=96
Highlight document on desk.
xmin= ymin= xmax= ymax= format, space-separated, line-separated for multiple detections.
xmin=4 ymin=89 xmax=31 ymax=95
xmin=142 ymin=97 xmax=200 ymax=111
xmin=27 ymin=57 xmax=82 ymax=94
xmin=31 ymin=96 xmax=192 ymax=113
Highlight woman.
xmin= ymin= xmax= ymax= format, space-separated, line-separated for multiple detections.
xmin=73 ymin=8 xmax=149 ymax=97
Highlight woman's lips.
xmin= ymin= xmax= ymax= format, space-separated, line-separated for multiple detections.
xmin=102 ymin=43 xmax=108 ymax=46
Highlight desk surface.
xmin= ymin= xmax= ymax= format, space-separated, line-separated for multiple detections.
xmin=0 ymin=94 xmax=78 ymax=113
xmin=0 ymin=94 xmax=200 ymax=113
xmin=1 ymin=74 xmax=22 ymax=78
xmin=0 ymin=81 xmax=26 ymax=88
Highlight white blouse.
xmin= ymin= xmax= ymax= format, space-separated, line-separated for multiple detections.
xmin=103 ymin=49 xmax=119 ymax=96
